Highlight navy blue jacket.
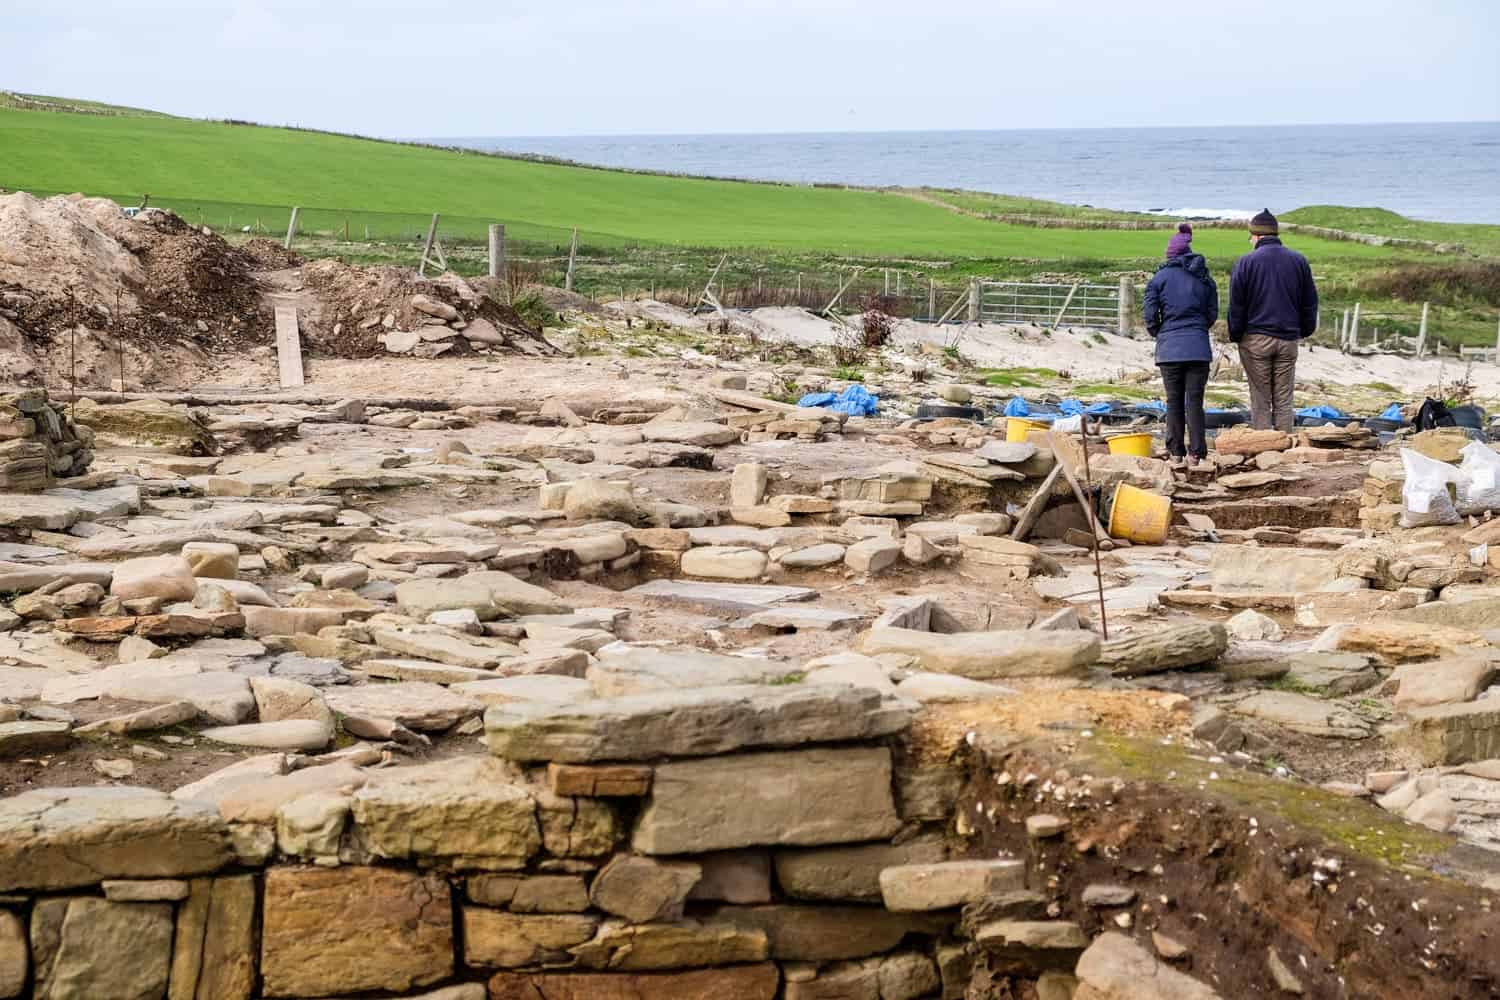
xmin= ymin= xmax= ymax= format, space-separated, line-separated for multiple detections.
xmin=1143 ymin=253 xmax=1217 ymax=363
xmin=1228 ymin=236 xmax=1318 ymax=342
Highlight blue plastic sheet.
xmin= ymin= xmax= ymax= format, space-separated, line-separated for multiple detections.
xmin=799 ymin=386 xmax=879 ymax=417
xmin=1380 ymin=403 xmax=1404 ymax=420
xmin=1003 ymin=397 xmax=1030 ymax=417
xmin=828 ymin=385 xmax=879 ymax=417
xmin=797 ymin=392 xmax=837 ymax=408
xmin=1134 ymin=401 xmax=1168 ymax=415
xmin=1296 ymin=404 xmax=1347 ymax=419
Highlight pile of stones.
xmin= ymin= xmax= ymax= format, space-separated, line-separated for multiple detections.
xmin=0 ymin=389 xmax=93 ymax=491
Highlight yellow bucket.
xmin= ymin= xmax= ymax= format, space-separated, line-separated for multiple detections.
xmin=1006 ymin=417 xmax=1049 ymax=443
xmin=1106 ymin=432 xmax=1154 ymax=457
xmin=1108 ymin=482 xmax=1173 ymax=545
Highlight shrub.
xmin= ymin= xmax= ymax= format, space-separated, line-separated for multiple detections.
xmin=512 ymin=290 xmax=559 ymax=330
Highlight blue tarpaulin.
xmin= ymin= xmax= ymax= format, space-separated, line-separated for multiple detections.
xmin=1134 ymin=401 xmax=1168 ymax=415
xmin=1057 ymin=399 xmax=1115 ymax=416
xmin=1296 ymin=404 xmax=1347 ymax=419
xmin=1380 ymin=403 xmax=1404 ymax=420
xmin=798 ymin=385 xmax=879 ymax=417
xmin=1003 ymin=397 xmax=1030 ymax=417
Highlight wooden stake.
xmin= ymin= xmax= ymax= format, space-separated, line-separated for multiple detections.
xmin=418 ymin=213 xmax=441 ymax=276
xmin=565 ymin=227 xmax=578 ymax=292
xmin=1075 ymin=420 xmax=1110 ymax=639
xmin=283 ymin=207 xmax=300 ymax=250
xmin=1052 ymin=283 xmax=1081 ymax=328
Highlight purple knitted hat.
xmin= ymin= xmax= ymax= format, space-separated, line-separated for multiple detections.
xmin=1166 ymin=223 xmax=1193 ymax=258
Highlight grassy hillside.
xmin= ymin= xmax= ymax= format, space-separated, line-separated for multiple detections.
xmin=0 ymin=103 xmax=1405 ymax=263
xmin=3 ymin=95 xmax=1496 ymax=349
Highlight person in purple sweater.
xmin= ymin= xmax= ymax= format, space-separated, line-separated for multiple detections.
xmin=1143 ymin=223 xmax=1217 ymax=470
xmin=1228 ymin=209 xmax=1319 ymax=431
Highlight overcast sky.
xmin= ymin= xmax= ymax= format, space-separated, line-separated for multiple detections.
xmin=7 ymin=0 xmax=1498 ymax=137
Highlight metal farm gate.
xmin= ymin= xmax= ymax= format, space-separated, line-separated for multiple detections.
xmin=976 ymin=280 xmax=1124 ymax=331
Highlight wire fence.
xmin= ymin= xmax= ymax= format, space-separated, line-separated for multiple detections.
xmin=14 ymin=186 xmax=1498 ymax=352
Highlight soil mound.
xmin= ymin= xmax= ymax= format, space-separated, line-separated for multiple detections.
xmin=239 ymin=237 xmax=304 ymax=270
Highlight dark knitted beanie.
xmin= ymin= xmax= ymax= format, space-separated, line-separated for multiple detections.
xmin=1249 ymin=208 xmax=1278 ymax=236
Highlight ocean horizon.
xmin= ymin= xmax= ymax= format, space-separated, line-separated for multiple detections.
xmin=432 ymin=121 xmax=1500 ymax=225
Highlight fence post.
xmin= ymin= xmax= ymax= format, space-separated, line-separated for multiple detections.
xmin=1339 ymin=309 xmax=1349 ymax=352
xmin=884 ymin=269 xmax=890 ymax=295
xmin=565 ymin=228 xmax=578 ymax=292
xmin=1415 ymin=301 xmax=1429 ymax=357
xmin=1117 ymin=276 xmax=1134 ymax=337
xmin=488 ymin=224 xmax=506 ymax=282
xmin=283 ymin=207 xmax=300 ymax=250
xmin=1349 ymin=302 xmax=1361 ymax=349
xmin=967 ymin=279 xmax=980 ymax=323
xmin=928 ymin=278 xmax=936 ymax=322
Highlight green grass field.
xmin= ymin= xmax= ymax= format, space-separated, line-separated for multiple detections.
xmin=2 ymin=92 xmax=1497 ymax=347
xmin=0 ymin=101 xmax=1415 ymax=262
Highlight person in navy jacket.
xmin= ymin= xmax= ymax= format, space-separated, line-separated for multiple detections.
xmin=1143 ymin=223 xmax=1217 ymax=470
xmin=1228 ymin=208 xmax=1319 ymax=431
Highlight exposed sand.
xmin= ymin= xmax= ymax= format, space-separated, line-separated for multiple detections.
xmin=603 ymin=300 xmax=1500 ymax=395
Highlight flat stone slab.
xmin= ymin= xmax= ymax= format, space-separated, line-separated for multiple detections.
xmin=362 ymin=658 xmax=499 ymax=686
xmin=0 ymin=786 xmax=231 ymax=891
xmin=1227 ymin=691 xmax=1372 ymax=739
xmin=0 ymin=719 xmax=72 ymax=756
xmin=485 ymin=684 xmax=913 ymax=763
xmin=880 ymin=860 xmax=1028 ymax=911
xmin=200 ymin=719 xmax=334 ymax=751
xmin=730 ymin=606 xmax=865 ymax=631
xmin=626 ymin=579 xmax=817 ymax=614
xmin=858 ymin=627 xmax=1100 ymax=679
xmin=588 ymin=646 xmax=806 ymax=697
xmin=453 ymin=675 xmax=595 ymax=706
xmin=633 ymin=746 xmax=902 ymax=854
xmin=324 ymin=682 xmax=481 ymax=731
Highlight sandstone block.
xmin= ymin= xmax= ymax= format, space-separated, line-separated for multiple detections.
xmin=182 ymin=541 xmax=240 ymax=580
xmin=486 ymin=964 xmax=779 ymax=1000
xmin=261 ymin=866 xmax=453 ymax=997
xmin=168 ymin=875 xmax=256 ymax=1000
xmin=486 ymin=684 xmax=911 ymax=763
xmin=632 ymin=746 xmax=901 ymax=854
xmin=858 ymin=627 xmax=1099 ymax=679
xmin=463 ymin=909 xmax=600 ymax=967
xmin=681 ymin=546 xmax=768 ymax=580
xmin=590 ymin=854 xmax=703 ymax=923
xmin=109 ymin=554 xmax=198 ymax=602
xmin=548 ymin=762 xmax=653 ymax=797
xmin=350 ymin=757 xmax=541 ymax=870
xmin=0 ymin=787 xmax=230 ymax=892
xmin=1074 ymin=931 xmax=1224 ymax=999
xmin=846 ymin=537 xmax=901 ymax=573
xmin=468 ymin=874 xmax=591 ymax=913
xmin=880 ymin=859 xmax=1027 ymax=911
xmin=712 ymin=904 xmax=950 ymax=962
xmin=0 ymin=911 xmax=21 ymax=998
xmin=775 ymin=833 xmax=948 ymax=901
xmin=31 ymin=897 xmax=174 ymax=999
xmin=570 ymin=919 xmax=768 ymax=970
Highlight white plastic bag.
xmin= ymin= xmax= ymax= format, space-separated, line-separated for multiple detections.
xmin=1456 ymin=441 xmax=1500 ymax=515
xmin=1051 ymin=414 xmax=1084 ymax=434
xmin=1399 ymin=448 xmax=1461 ymax=527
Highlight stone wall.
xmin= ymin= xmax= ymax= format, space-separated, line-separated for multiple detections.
xmin=0 ymin=684 xmax=1008 ymax=999
xmin=0 ymin=390 xmax=92 ymax=491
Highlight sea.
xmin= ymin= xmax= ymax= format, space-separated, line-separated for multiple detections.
xmin=437 ymin=121 xmax=1500 ymax=225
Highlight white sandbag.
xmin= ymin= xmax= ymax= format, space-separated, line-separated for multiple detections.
xmin=1456 ymin=441 xmax=1500 ymax=515
xmin=1400 ymin=448 xmax=1461 ymax=527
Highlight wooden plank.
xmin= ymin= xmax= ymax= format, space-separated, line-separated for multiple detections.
xmin=274 ymin=306 xmax=305 ymax=389
xmin=1010 ymin=464 xmax=1063 ymax=542
xmin=1047 ymin=440 xmax=1113 ymax=550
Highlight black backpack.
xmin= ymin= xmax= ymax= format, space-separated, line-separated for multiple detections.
xmin=1414 ymin=398 xmax=1457 ymax=431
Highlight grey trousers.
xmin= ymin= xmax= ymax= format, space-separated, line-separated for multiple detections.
xmin=1239 ymin=333 xmax=1299 ymax=432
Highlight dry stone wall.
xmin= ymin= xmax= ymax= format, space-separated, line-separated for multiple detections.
xmin=0 ymin=389 xmax=93 ymax=491
xmin=0 ymin=684 xmax=1020 ymax=1000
